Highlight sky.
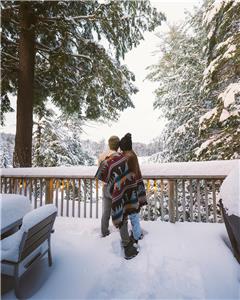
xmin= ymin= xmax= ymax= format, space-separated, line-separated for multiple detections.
xmin=2 ymin=0 xmax=202 ymax=144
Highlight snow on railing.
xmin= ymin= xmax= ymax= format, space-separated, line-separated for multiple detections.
xmin=1 ymin=160 xmax=238 ymax=223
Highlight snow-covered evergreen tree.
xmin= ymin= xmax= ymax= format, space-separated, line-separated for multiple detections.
xmin=148 ymin=1 xmax=239 ymax=162
xmin=0 ymin=133 xmax=15 ymax=167
xmin=0 ymin=146 xmax=11 ymax=168
xmin=195 ymin=0 xmax=240 ymax=159
xmin=147 ymin=6 xmax=207 ymax=162
xmin=32 ymin=109 xmax=94 ymax=167
xmin=1 ymin=1 xmax=165 ymax=167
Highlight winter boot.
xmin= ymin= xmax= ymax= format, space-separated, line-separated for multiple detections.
xmin=123 ymin=241 xmax=139 ymax=260
xmin=130 ymin=231 xmax=144 ymax=246
xmin=101 ymin=231 xmax=110 ymax=238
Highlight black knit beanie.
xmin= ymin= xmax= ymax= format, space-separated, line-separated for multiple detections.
xmin=120 ymin=133 xmax=132 ymax=151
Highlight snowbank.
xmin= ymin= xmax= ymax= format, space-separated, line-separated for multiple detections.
xmin=220 ymin=162 xmax=240 ymax=217
xmin=2 ymin=218 xmax=239 ymax=299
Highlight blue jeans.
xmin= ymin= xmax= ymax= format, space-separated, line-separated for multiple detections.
xmin=129 ymin=213 xmax=142 ymax=240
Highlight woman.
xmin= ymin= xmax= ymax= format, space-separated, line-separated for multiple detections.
xmin=119 ymin=133 xmax=147 ymax=243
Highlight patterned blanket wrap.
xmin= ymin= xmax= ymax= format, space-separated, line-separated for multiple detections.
xmin=95 ymin=152 xmax=147 ymax=228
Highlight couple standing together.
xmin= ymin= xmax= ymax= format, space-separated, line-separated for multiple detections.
xmin=96 ymin=133 xmax=147 ymax=259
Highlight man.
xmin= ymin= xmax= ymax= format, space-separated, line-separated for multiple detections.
xmin=98 ymin=136 xmax=120 ymax=237
xmin=96 ymin=136 xmax=139 ymax=259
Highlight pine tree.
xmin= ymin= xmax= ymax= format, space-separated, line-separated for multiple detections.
xmin=196 ymin=0 xmax=240 ymax=159
xmin=32 ymin=109 xmax=94 ymax=167
xmin=1 ymin=1 xmax=165 ymax=167
xmin=0 ymin=133 xmax=15 ymax=167
xmin=0 ymin=146 xmax=11 ymax=168
xmin=147 ymin=6 xmax=207 ymax=162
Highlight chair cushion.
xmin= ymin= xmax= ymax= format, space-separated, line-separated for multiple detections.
xmin=1 ymin=229 xmax=24 ymax=262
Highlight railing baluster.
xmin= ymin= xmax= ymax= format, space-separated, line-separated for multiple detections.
xmin=175 ymin=180 xmax=179 ymax=221
xmin=212 ymin=180 xmax=217 ymax=222
xmin=60 ymin=180 xmax=64 ymax=216
xmin=72 ymin=179 xmax=75 ymax=217
xmin=219 ymin=179 xmax=224 ymax=223
xmin=66 ymin=179 xmax=70 ymax=217
xmin=84 ymin=179 xmax=87 ymax=218
xmin=78 ymin=179 xmax=81 ymax=218
xmin=29 ymin=178 xmax=32 ymax=202
xmin=160 ymin=179 xmax=164 ymax=221
xmin=4 ymin=177 xmax=7 ymax=193
xmin=23 ymin=178 xmax=27 ymax=196
xmin=168 ymin=179 xmax=175 ymax=223
xmin=45 ymin=178 xmax=54 ymax=205
xmin=204 ymin=180 xmax=209 ymax=222
xmin=55 ymin=179 xmax=59 ymax=211
xmin=0 ymin=177 xmax=3 ymax=193
xmin=153 ymin=179 xmax=157 ymax=220
xmin=182 ymin=180 xmax=186 ymax=222
xmin=189 ymin=179 xmax=194 ymax=222
xmin=40 ymin=178 xmax=43 ymax=206
xmin=9 ymin=178 xmax=13 ymax=193
xmin=34 ymin=178 xmax=38 ymax=208
xmin=197 ymin=179 xmax=201 ymax=222
xmin=20 ymin=178 xmax=24 ymax=194
xmin=90 ymin=179 xmax=93 ymax=218
xmin=14 ymin=178 xmax=17 ymax=194
xmin=96 ymin=179 xmax=99 ymax=219
xmin=147 ymin=179 xmax=151 ymax=220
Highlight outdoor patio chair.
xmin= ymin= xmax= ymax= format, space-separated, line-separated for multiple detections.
xmin=1 ymin=204 xmax=57 ymax=299
xmin=219 ymin=199 xmax=240 ymax=264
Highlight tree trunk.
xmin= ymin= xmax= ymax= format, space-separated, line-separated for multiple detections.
xmin=14 ymin=2 xmax=36 ymax=167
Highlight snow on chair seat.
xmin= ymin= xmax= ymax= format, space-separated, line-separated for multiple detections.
xmin=1 ymin=204 xmax=57 ymax=299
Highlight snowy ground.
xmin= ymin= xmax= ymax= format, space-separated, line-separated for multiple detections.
xmin=2 ymin=218 xmax=240 ymax=299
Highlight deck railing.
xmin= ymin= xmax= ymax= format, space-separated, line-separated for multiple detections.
xmin=1 ymin=160 xmax=237 ymax=223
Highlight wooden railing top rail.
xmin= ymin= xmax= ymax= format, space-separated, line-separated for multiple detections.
xmin=0 ymin=160 xmax=238 ymax=179
xmin=0 ymin=174 xmax=226 ymax=180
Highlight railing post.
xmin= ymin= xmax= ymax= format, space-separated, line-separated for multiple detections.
xmin=45 ymin=178 xmax=53 ymax=204
xmin=168 ymin=179 xmax=175 ymax=223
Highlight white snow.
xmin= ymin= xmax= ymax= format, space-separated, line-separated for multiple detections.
xmin=219 ymin=109 xmax=230 ymax=122
xmin=1 ymin=160 xmax=238 ymax=178
xmin=2 ymin=218 xmax=240 ymax=299
xmin=21 ymin=204 xmax=57 ymax=231
xmin=218 ymin=82 xmax=240 ymax=108
xmin=216 ymin=36 xmax=234 ymax=51
xmin=203 ymin=0 xmax=233 ymax=25
xmin=222 ymin=44 xmax=236 ymax=60
xmin=199 ymin=108 xmax=217 ymax=126
xmin=195 ymin=138 xmax=216 ymax=157
xmin=1 ymin=230 xmax=24 ymax=262
xmin=0 ymin=194 xmax=31 ymax=229
xmin=220 ymin=161 xmax=240 ymax=217
xmin=0 ymin=166 xmax=97 ymax=178
xmin=141 ymin=160 xmax=238 ymax=177
xmin=174 ymin=123 xmax=186 ymax=135
xmin=203 ymin=46 xmax=237 ymax=81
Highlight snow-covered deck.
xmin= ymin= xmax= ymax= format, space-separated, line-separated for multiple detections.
xmin=2 ymin=217 xmax=239 ymax=299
